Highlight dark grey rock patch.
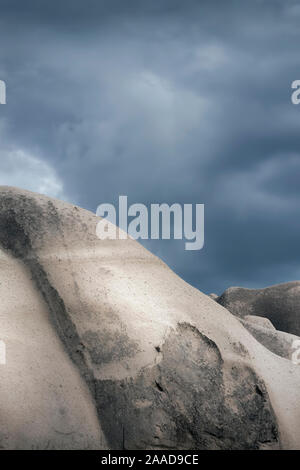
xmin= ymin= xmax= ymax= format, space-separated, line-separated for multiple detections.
xmin=82 ymin=329 xmax=139 ymax=365
xmin=94 ymin=323 xmax=279 ymax=450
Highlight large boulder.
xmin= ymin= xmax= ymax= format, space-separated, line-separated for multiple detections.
xmin=0 ymin=186 xmax=300 ymax=449
xmin=217 ymin=283 xmax=300 ymax=336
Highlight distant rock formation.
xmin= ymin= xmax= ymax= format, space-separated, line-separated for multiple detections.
xmin=0 ymin=187 xmax=300 ymax=449
xmin=217 ymin=283 xmax=300 ymax=336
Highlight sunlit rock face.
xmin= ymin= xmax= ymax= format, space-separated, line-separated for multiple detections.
xmin=0 ymin=186 xmax=300 ymax=450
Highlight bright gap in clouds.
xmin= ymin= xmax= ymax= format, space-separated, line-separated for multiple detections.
xmin=0 ymin=148 xmax=65 ymax=200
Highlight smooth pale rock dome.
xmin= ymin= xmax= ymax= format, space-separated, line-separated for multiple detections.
xmin=1 ymin=186 xmax=300 ymax=450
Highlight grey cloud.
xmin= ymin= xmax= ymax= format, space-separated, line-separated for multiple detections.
xmin=0 ymin=0 xmax=300 ymax=293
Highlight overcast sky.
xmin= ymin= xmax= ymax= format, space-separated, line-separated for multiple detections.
xmin=0 ymin=0 xmax=300 ymax=294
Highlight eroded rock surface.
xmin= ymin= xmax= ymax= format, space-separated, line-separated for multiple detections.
xmin=0 ymin=187 xmax=300 ymax=449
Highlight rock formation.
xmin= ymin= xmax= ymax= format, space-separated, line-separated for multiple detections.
xmin=0 ymin=186 xmax=300 ymax=450
xmin=217 ymin=283 xmax=300 ymax=336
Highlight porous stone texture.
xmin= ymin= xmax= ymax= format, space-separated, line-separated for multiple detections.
xmin=0 ymin=187 xmax=300 ymax=449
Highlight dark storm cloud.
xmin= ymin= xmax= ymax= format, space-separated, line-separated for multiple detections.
xmin=0 ymin=0 xmax=300 ymax=293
